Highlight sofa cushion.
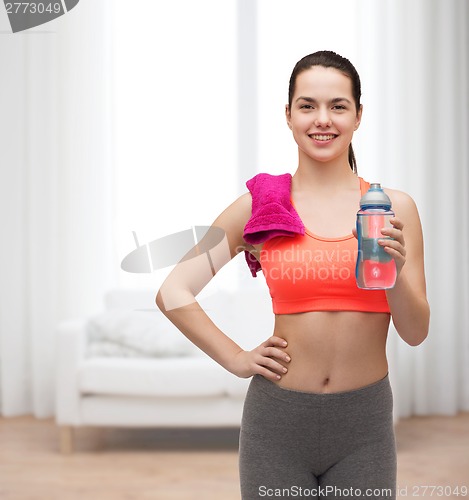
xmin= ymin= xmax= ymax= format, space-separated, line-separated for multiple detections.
xmin=86 ymin=310 xmax=200 ymax=358
xmin=78 ymin=357 xmax=243 ymax=398
xmin=102 ymin=287 xmax=275 ymax=350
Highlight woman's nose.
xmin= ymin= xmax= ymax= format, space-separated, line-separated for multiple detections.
xmin=314 ymin=109 xmax=332 ymax=127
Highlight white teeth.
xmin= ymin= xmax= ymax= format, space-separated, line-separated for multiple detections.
xmin=311 ymin=134 xmax=336 ymax=141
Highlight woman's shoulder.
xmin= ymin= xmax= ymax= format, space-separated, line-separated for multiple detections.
xmin=383 ymin=186 xmax=421 ymax=220
xmin=206 ymin=191 xmax=254 ymax=254
xmin=383 ymin=186 xmax=417 ymax=206
xmin=211 ymin=191 xmax=252 ymax=233
xmin=224 ymin=191 xmax=252 ymax=219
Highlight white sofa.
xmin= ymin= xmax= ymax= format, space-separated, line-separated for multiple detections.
xmin=55 ymin=286 xmax=273 ymax=454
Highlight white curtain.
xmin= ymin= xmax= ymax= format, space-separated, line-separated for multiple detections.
xmin=0 ymin=1 xmax=115 ymax=417
xmin=112 ymin=0 xmax=238 ymax=291
xmin=0 ymin=0 xmax=467 ymax=419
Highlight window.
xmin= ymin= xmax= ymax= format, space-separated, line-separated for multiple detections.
xmin=112 ymin=0 xmax=237 ymax=289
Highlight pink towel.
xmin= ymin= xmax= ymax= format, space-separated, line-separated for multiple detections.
xmin=243 ymin=173 xmax=305 ymax=276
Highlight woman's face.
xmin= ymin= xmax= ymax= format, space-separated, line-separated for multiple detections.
xmin=286 ymin=66 xmax=362 ymax=165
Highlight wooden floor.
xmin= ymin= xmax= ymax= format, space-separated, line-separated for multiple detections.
xmin=0 ymin=413 xmax=468 ymax=499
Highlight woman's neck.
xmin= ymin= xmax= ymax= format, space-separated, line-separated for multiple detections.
xmin=292 ymin=151 xmax=358 ymax=195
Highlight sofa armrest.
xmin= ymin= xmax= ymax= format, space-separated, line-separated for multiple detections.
xmin=55 ymin=319 xmax=88 ymax=425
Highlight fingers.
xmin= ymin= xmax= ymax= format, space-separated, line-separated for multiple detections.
xmin=379 ymin=243 xmax=406 ymax=265
xmin=256 ymin=366 xmax=286 ymax=382
xmin=256 ymin=336 xmax=290 ymax=381
xmin=262 ymin=336 xmax=290 ymax=363
xmin=255 ymin=353 xmax=289 ymax=381
xmin=390 ymin=217 xmax=404 ymax=230
xmin=381 ymin=218 xmax=404 ymax=244
xmin=379 ymin=217 xmax=406 ymax=273
xmin=263 ymin=335 xmax=288 ymax=348
xmin=231 ymin=335 xmax=291 ymax=381
xmin=380 ymin=218 xmax=405 ymax=248
xmin=378 ymin=237 xmax=406 ymax=256
xmin=263 ymin=346 xmax=291 ymax=363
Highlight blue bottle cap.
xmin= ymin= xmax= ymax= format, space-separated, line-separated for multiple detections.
xmin=359 ymin=183 xmax=392 ymax=209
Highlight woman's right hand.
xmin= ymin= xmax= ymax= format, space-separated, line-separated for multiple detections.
xmin=229 ymin=336 xmax=291 ymax=382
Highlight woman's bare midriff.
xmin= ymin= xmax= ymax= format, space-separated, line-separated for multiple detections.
xmin=272 ymin=310 xmax=391 ymax=393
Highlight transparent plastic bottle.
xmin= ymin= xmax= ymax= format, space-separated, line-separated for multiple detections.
xmin=355 ymin=183 xmax=397 ymax=289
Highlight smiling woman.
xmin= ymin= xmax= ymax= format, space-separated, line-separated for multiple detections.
xmin=156 ymin=49 xmax=430 ymax=499
xmin=286 ymin=63 xmax=362 ymax=173
xmin=289 ymin=56 xmax=361 ymax=176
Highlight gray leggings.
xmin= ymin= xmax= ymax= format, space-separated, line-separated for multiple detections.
xmin=239 ymin=374 xmax=396 ymax=499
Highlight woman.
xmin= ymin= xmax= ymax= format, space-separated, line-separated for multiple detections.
xmin=156 ymin=51 xmax=429 ymax=499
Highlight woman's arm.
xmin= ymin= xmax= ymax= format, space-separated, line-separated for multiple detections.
xmin=155 ymin=192 xmax=290 ymax=381
xmin=379 ymin=189 xmax=430 ymax=346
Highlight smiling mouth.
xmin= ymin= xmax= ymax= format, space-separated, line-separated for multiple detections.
xmin=309 ymin=134 xmax=338 ymax=141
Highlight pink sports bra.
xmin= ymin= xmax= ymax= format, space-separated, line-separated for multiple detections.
xmin=259 ymin=178 xmax=391 ymax=314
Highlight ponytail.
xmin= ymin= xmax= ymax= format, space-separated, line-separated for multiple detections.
xmin=348 ymin=144 xmax=357 ymax=174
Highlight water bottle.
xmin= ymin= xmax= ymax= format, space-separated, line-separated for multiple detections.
xmin=355 ymin=183 xmax=397 ymax=289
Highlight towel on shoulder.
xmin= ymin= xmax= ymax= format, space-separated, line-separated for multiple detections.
xmin=243 ymin=173 xmax=304 ymax=277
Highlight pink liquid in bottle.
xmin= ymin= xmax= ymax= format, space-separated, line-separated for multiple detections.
xmin=363 ymin=259 xmax=396 ymax=289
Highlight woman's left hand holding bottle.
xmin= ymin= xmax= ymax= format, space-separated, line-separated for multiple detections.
xmin=378 ymin=217 xmax=406 ymax=277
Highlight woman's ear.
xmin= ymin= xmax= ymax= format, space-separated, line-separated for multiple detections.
xmin=285 ymin=104 xmax=292 ymax=130
xmin=354 ymin=104 xmax=363 ymax=130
